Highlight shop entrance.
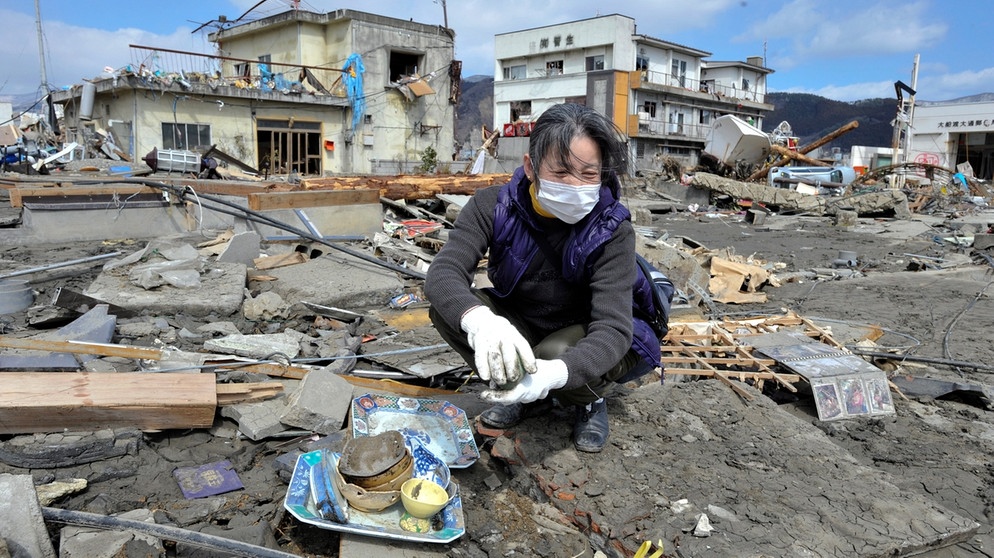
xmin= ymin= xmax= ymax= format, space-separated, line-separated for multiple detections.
xmin=954 ymin=132 xmax=994 ymax=180
xmin=256 ymin=119 xmax=322 ymax=176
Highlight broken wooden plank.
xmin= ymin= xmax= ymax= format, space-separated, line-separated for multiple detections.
xmin=0 ymin=372 xmax=217 ymax=434
xmin=246 ymin=189 xmax=380 ymax=212
xmin=253 ymin=251 xmax=309 ymax=271
xmin=0 ymin=337 xmax=163 ymax=360
xmin=299 ymin=174 xmax=512 ymax=201
xmin=664 ymin=369 xmax=801 ymax=383
xmin=216 ymin=382 xmax=284 ymax=405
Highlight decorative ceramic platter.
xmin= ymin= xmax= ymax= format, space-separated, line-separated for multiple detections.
xmin=283 ymin=450 xmax=465 ymax=543
xmin=351 ymin=394 xmax=480 ymax=468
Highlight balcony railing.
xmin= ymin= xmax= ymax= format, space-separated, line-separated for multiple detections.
xmin=632 ymin=114 xmax=710 ymax=141
xmin=637 ymin=69 xmax=766 ymax=104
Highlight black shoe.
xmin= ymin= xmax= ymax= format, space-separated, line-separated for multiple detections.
xmin=573 ymin=399 xmax=609 ymax=453
xmin=479 ymin=398 xmax=554 ymax=429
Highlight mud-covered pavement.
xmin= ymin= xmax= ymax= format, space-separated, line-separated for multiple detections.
xmin=2 ymin=203 xmax=994 ymax=557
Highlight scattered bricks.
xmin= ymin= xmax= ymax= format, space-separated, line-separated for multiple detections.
xmin=473 ymin=419 xmax=508 ymax=438
xmin=555 ymin=491 xmax=576 ymax=501
xmin=489 ymin=436 xmax=520 ymax=465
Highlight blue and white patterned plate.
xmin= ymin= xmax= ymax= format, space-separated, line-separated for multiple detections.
xmin=351 ymin=394 xmax=480 ymax=468
xmin=406 ymin=437 xmax=450 ymax=489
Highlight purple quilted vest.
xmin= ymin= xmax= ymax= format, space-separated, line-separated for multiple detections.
xmin=487 ymin=167 xmax=661 ymax=368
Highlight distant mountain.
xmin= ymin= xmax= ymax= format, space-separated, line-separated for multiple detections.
xmin=762 ymin=92 xmax=897 ymax=152
xmin=454 ymin=76 xmax=494 ymax=152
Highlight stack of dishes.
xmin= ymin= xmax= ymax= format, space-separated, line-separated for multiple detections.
xmin=334 ymin=431 xmax=413 ymax=512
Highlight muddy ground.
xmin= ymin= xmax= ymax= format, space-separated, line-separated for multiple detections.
xmin=2 ymin=196 xmax=994 ymax=557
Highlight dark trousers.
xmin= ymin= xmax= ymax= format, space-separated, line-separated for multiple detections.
xmin=429 ymin=288 xmax=648 ymax=405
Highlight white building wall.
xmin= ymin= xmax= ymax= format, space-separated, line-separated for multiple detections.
xmin=908 ymin=101 xmax=994 ymax=169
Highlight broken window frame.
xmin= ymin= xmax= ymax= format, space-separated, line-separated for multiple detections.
xmin=545 ymin=60 xmax=563 ymax=77
xmin=161 ymin=122 xmax=211 ymax=151
xmin=510 ymin=101 xmax=532 ymax=122
xmin=585 ymin=55 xmax=605 ymax=72
xmin=388 ymin=50 xmax=424 ymax=83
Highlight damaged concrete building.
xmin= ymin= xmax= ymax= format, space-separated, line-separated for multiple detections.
xmin=492 ymin=13 xmax=775 ymax=172
xmin=50 ymin=9 xmax=458 ymax=177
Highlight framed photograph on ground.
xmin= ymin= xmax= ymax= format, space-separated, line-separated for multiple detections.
xmin=865 ymin=376 xmax=895 ymax=414
xmin=840 ymin=377 xmax=869 ymax=416
xmin=812 ymin=381 xmax=843 ymax=421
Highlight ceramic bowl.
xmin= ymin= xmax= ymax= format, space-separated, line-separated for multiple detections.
xmin=400 ymin=478 xmax=450 ymax=519
xmin=338 ymin=431 xmax=408 ymax=488
xmin=331 ymin=462 xmax=403 ymax=513
xmin=341 ymin=449 xmax=413 ymax=490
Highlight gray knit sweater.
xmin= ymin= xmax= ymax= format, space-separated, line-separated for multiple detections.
xmin=424 ymin=181 xmax=635 ymax=390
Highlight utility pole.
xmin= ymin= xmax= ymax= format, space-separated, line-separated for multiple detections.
xmin=437 ymin=0 xmax=448 ymax=29
xmin=35 ymin=0 xmax=48 ymax=94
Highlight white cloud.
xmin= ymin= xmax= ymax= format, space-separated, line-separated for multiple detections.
xmin=0 ymin=8 xmax=213 ymax=96
xmin=742 ymin=0 xmax=946 ymax=70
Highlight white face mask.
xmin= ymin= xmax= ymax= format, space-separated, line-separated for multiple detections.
xmin=535 ymin=178 xmax=601 ymax=224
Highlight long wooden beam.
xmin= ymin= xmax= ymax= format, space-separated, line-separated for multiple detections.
xmin=0 ymin=372 xmax=218 ymax=434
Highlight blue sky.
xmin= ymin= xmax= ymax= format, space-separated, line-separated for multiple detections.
xmin=2 ymin=0 xmax=991 ymax=103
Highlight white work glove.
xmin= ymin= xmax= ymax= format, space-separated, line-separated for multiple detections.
xmin=460 ymin=305 xmax=537 ymax=386
xmin=481 ymin=359 xmax=569 ymax=405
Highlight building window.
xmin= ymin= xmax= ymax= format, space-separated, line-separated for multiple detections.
xmin=234 ymin=62 xmax=251 ymax=78
xmin=503 ymin=64 xmax=527 ymax=80
xmin=741 ymin=78 xmax=751 ymax=91
xmin=389 ymin=51 xmax=422 ymax=82
xmin=258 ymin=54 xmax=271 ymax=64
xmin=545 ymin=60 xmax=563 ymax=77
xmin=636 ymin=56 xmax=649 ymax=71
xmin=510 ymin=101 xmax=532 ymax=122
xmin=671 ymin=58 xmax=687 ymax=87
xmin=643 ymin=101 xmax=657 ymax=118
xmin=700 ymin=110 xmax=712 ymax=125
xmin=162 ymin=122 xmax=210 ymax=150
xmin=585 ymin=55 xmax=604 ymax=71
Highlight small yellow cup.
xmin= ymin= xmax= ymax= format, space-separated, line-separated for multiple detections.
xmin=400 ymin=478 xmax=449 ymax=519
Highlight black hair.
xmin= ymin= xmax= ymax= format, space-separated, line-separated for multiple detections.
xmin=527 ymin=103 xmax=630 ymax=182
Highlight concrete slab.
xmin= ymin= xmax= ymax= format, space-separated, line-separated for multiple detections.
xmin=217 ymin=231 xmax=261 ymax=266
xmin=0 ymin=474 xmax=57 ymax=558
xmin=3 ymin=194 xmax=383 ymax=246
xmin=266 ymin=251 xmax=404 ymax=311
xmin=84 ymin=261 xmax=246 ymax=317
xmin=59 ymin=508 xmax=163 ymax=558
xmin=279 ymin=368 xmax=355 ymax=434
